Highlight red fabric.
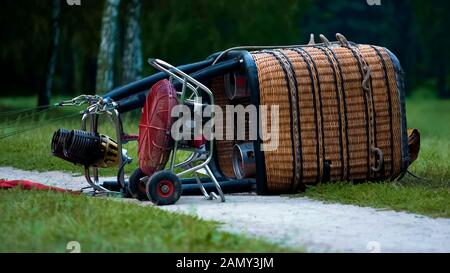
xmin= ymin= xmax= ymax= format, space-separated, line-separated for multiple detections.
xmin=0 ymin=180 xmax=76 ymax=194
xmin=138 ymin=79 xmax=178 ymax=176
xmin=192 ymin=136 xmax=207 ymax=149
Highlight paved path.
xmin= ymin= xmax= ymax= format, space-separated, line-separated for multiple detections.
xmin=2 ymin=167 xmax=450 ymax=253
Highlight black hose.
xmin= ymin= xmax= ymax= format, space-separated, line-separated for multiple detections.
xmin=181 ymin=179 xmax=256 ymax=195
xmin=103 ymin=53 xmax=221 ymax=101
xmin=115 ymin=92 xmax=148 ymax=113
xmin=63 ymin=130 xmax=104 ymax=166
xmin=100 ymin=178 xmax=256 ymax=195
xmin=116 ymin=58 xmax=242 ymax=113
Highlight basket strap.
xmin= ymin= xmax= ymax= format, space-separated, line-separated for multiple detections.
xmin=340 ymin=42 xmax=379 ymax=178
xmin=291 ymin=47 xmax=325 ymax=183
xmin=315 ymin=45 xmax=349 ymax=181
xmin=370 ymin=45 xmax=396 ymax=178
xmin=263 ymin=50 xmax=304 ymax=191
xmin=325 ymin=47 xmax=352 ymax=180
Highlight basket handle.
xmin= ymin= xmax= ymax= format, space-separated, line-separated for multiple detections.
xmin=371 ymin=147 xmax=384 ymax=173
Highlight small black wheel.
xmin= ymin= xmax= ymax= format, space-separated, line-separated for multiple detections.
xmin=121 ymin=182 xmax=134 ymax=199
xmin=128 ymin=168 xmax=149 ymax=201
xmin=146 ymin=170 xmax=182 ymax=206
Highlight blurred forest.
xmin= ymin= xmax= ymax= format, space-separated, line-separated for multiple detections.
xmin=0 ymin=0 xmax=449 ymax=105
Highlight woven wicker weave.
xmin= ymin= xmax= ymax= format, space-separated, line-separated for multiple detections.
xmin=211 ymin=41 xmax=408 ymax=193
xmin=211 ymin=77 xmax=235 ymax=178
xmin=211 ymin=77 xmax=252 ymax=179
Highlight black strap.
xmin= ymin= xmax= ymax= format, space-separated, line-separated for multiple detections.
xmin=371 ymin=45 xmax=395 ymax=178
xmin=263 ymin=50 xmax=304 ymax=190
xmin=315 ymin=45 xmax=346 ymax=181
xmin=345 ymin=46 xmax=373 ymax=178
xmin=327 ymin=48 xmax=351 ymax=180
xmin=291 ymin=48 xmax=325 ymax=182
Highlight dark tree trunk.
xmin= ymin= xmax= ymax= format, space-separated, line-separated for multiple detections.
xmin=121 ymin=0 xmax=143 ymax=84
xmin=96 ymin=0 xmax=121 ymax=94
xmin=62 ymin=31 xmax=76 ymax=96
xmin=437 ymin=61 xmax=450 ymax=98
xmin=85 ymin=57 xmax=98 ymax=95
xmin=38 ymin=0 xmax=61 ymax=107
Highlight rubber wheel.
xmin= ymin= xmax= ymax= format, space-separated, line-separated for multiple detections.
xmin=122 ymin=182 xmax=134 ymax=199
xmin=146 ymin=170 xmax=182 ymax=206
xmin=128 ymin=168 xmax=149 ymax=201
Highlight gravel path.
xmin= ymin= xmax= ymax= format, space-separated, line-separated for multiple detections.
xmin=2 ymin=166 xmax=450 ymax=253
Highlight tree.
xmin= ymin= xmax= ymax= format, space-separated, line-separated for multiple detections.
xmin=38 ymin=0 xmax=61 ymax=106
xmin=414 ymin=0 xmax=450 ymax=98
xmin=121 ymin=0 xmax=143 ymax=84
xmin=96 ymin=0 xmax=121 ymax=93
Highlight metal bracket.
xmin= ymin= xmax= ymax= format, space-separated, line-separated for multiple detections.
xmin=81 ymin=105 xmax=129 ymax=194
xmin=149 ymin=58 xmax=225 ymax=202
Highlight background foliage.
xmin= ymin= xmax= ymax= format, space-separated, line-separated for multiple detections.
xmin=0 ymin=0 xmax=449 ymax=98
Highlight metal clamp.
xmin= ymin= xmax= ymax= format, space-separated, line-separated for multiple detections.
xmin=81 ymin=106 xmax=128 ymax=193
xmin=58 ymin=95 xmax=119 ymax=115
xmin=57 ymin=95 xmax=103 ymax=107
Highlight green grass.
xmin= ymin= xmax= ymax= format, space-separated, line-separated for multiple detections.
xmin=0 ymin=96 xmax=293 ymax=253
xmin=0 ymin=96 xmax=141 ymax=176
xmin=296 ymin=96 xmax=450 ymax=218
xmin=1 ymin=95 xmax=450 ymax=219
xmin=0 ymin=189 xmax=288 ymax=253
xmin=299 ymin=182 xmax=450 ymax=218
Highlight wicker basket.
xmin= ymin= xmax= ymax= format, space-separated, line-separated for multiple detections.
xmin=210 ymin=40 xmax=409 ymax=194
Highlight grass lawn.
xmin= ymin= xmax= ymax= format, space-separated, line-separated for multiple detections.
xmin=0 ymin=96 xmax=141 ymax=176
xmin=0 ymin=189 xmax=288 ymax=253
xmin=1 ymin=94 xmax=450 ymax=221
xmin=297 ymin=95 xmax=450 ymax=218
xmin=0 ymin=96 xmax=294 ymax=253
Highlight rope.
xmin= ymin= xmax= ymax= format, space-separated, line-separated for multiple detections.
xmin=266 ymin=49 xmax=303 ymax=191
xmin=0 ymin=112 xmax=81 ymax=140
xmin=0 ymin=106 xmax=59 ymax=130
xmin=406 ymin=170 xmax=432 ymax=182
xmin=0 ymin=104 xmax=54 ymax=117
xmin=212 ymin=42 xmax=347 ymax=66
xmin=347 ymin=45 xmax=378 ymax=177
xmin=294 ymin=47 xmax=325 ymax=183
xmin=315 ymin=45 xmax=348 ymax=181
xmin=212 ymin=35 xmax=360 ymax=66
